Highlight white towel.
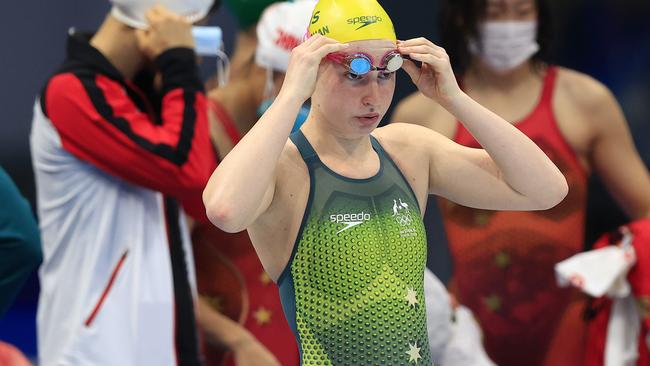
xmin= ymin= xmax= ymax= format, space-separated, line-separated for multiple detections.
xmin=555 ymin=230 xmax=640 ymax=366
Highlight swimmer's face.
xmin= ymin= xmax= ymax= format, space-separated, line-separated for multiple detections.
xmin=483 ymin=0 xmax=537 ymax=22
xmin=312 ymin=39 xmax=396 ymax=135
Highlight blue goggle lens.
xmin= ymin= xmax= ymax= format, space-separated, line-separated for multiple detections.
xmin=349 ymin=58 xmax=372 ymax=75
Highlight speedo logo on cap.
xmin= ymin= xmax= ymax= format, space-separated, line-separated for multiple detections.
xmin=347 ymin=15 xmax=383 ymax=30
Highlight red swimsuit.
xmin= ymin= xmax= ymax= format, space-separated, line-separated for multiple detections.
xmin=193 ymin=99 xmax=300 ymax=366
xmin=442 ymin=67 xmax=589 ymax=366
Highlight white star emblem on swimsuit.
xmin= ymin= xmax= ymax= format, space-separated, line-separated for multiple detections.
xmin=406 ymin=342 xmax=422 ymax=364
xmin=405 ymin=287 xmax=419 ymax=308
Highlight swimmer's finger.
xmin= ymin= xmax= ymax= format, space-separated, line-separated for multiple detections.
xmin=399 ymin=43 xmax=449 ymax=63
xmin=295 ymin=33 xmax=334 ymax=54
xmin=306 ymin=35 xmax=345 ymax=51
xmin=401 ymin=58 xmax=423 ymax=84
xmin=301 ymin=33 xmax=323 ymax=47
xmin=313 ymin=42 xmax=349 ymax=58
xmin=291 ymin=35 xmax=342 ymax=62
xmin=408 ymin=52 xmax=446 ymax=68
xmin=144 ymin=7 xmax=162 ymax=27
xmin=148 ymin=4 xmax=184 ymax=23
xmin=398 ymin=37 xmax=437 ymax=49
xmin=398 ymin=45 xmax=442 ymax=58
xmin=135 ymin=28 xmax=150 ymax=49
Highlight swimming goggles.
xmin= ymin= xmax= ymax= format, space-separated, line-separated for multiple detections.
xmin=326 ymin=51 xmax=404 ymax=76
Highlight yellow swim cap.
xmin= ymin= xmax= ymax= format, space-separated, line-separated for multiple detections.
xmin=308 ymin=0 xmax=396 ymax=43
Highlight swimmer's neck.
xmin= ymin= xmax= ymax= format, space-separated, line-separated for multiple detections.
xmin=465 ymin=60 xmax=542 ymax=91
xmin=300 ymin=118 xmax=375 ymax=162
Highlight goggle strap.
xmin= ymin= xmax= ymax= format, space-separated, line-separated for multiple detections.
xmin=263 ymin=68 xmax=275 ymax=100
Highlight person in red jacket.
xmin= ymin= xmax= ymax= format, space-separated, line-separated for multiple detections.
xmin=392 ymin=0 xmax=650 ymax=365
xmin=30 ymin=3 xmax=218 ymax=365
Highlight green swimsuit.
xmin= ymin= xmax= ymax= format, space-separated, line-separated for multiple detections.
xmin=278 ymin=131 xmax=432 ymax=365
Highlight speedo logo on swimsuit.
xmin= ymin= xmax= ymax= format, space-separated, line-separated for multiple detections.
xmin=330 ymin=212 xmax=372 ymax=234
xmin=347 ymin=15 xmax=382 ymax=30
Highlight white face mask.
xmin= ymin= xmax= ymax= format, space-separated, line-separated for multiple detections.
xmin=469 ymin=21 xmax=539 ymax=73
xmin=110 ymin=0 xmax=214 ymax=29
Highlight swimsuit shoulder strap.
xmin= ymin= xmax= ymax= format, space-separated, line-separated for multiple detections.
xmin=289 ymin=130 xmax=319 ymax=164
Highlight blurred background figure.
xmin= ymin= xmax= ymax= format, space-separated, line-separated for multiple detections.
xmin=423 ymin=268 xmax=496 ymax=366
xmin=192 ymin=1 xmax=314 ymax=365
xmin=0 ymin=166 xmax=40 ymax=363
xmin=392 ymin=0 xmax=650 ymax=365
xmin=0 ymin=167 xmax=41 ymax=320
xmin=29 ymin=0 xmax=219 ymax=364
xmin=555 ymin=219 xmax=650 ymax=366
xmin=0 ymin=342 xmax=31 ymax=366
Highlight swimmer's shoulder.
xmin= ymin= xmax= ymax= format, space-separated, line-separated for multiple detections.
xmin=373 ymin=123 xmax=451 ymax=204
xmin=391 ymin=91 xmax=457 ymax=138
xmin=373 ymin=123 xmax=451 ymax=157
xmin=554 ymin=66 xmax=623 ymax=139
xmin=555 ymin=67 xmax=618 ymax=115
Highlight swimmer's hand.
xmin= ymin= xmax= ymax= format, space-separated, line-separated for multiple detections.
xmin=279 ymin=34 xmax=349 ymax=105
xmin=398 ymin=38 xmax=463 ymax=108
xmin=136 ymin=5 xmax=195 ymax=59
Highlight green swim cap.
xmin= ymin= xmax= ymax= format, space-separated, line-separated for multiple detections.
xmin=225 ymin=0 xmax=282 ymax=29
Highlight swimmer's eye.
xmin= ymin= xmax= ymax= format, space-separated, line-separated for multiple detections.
xmin=378 ymin=71 xmax=395 ymax=80
xmin=345 ymin=72 xmax=364 ymax=81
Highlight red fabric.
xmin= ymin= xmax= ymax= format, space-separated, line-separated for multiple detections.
xmin=584 ymin=301 xmax=650 ymax=366
xmin=193 ymin=97 xmax=297 ymax=365
xmin=443 ymin=66 xmax=589 ymax=366
xmin=584 ymin=219 xmax=650 ymax=366
xmin=583 ymin=298 xmax=611 ymax=366
xmin=192 ymin=224 xmax=300 ymax=366
xmin=582 ymin=224 xmax=616 ymax=366
xmin=0 ymin=342 xmax=31 ymax=366
xmin=208 ymin=99 xmax=242 ymax=145
xmin=84 ymin=251 xmax=129 ymax=326
xmin=627 ymin=219 xmax=650 ymax=328
xmin=46 ymin=73 xmax=216 ymax=221
xmin=191 ymin=108 xmax=295 ymax=365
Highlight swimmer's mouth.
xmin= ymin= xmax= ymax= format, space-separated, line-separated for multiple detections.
xmin=356 ymin=113 xmax=380 ymax=124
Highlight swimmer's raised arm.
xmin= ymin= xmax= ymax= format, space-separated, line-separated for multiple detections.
xmin=398 ymin=37 xmax=568 ymax=210
xmin=203 ymin=35 xmax=348 ymax=232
